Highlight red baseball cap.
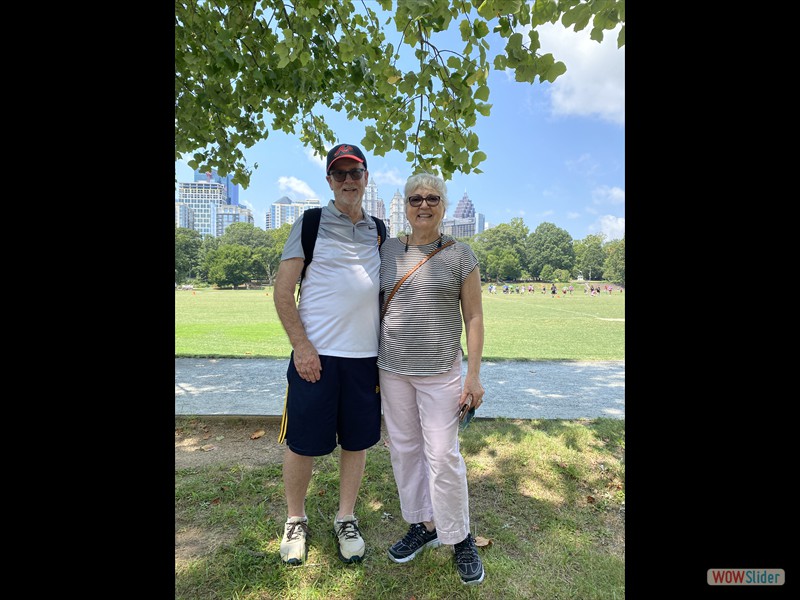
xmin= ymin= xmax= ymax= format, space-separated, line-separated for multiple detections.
xmin=326 ymin=143 xmax=367 ymax=171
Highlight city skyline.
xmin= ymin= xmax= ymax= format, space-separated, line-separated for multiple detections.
xmin=178 ymin=175 xmax=485 ymax=240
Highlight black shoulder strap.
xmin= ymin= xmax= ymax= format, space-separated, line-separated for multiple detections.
xmin=371 ymin=215 xmax=387 ymax=248
xmin=300 ymin=207 xmax=322 ymax=281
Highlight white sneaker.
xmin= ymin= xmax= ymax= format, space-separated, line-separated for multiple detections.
xmin=333 ymin=514 xmax=365 ymax=563
xmin=280 ymin=516 xmax=309 ymax=565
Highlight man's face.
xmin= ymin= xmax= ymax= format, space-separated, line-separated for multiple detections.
xmin=327 ymin=158 xmax=368 ymax=206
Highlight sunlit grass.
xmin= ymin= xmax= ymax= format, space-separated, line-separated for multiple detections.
xmin=175 ymin=285 xmax=625 ymax=361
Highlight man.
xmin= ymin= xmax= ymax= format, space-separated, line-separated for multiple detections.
xmin=273 ymin=143 xmax=384 ymax=565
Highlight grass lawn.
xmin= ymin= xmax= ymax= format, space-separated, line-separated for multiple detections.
xmin=175 ymin=284 xmax=625 ymax=361
xmin=176 ymin=415 xmax=625 ymax=600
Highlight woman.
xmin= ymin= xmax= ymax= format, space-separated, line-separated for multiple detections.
xmin=377 ymin=172 xmax=486 ymax=585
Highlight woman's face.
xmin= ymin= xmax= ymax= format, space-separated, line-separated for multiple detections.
xmin=405 ymin=186 xmax=445 ymax=235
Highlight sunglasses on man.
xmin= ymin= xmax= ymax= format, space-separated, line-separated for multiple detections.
xmin=328 ymin=168 xmax=366 ymax=182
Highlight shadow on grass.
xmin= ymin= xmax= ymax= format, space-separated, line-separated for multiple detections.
xmin=176 ymin=418 xmax=625 ymax=599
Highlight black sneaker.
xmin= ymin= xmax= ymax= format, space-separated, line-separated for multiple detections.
xmin=387 ymin=523 xmax=441 ymax=563
xmin=454 ymin=534 xmax=484 ymax=585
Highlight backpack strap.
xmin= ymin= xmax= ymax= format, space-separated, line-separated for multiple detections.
xmin=300 ymin=207 xmax=322 ymax=282
xmin=371 ymin=215 xmax=387 ymax=248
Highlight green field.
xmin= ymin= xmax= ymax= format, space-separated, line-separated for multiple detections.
xmin=175 ymin=285 xmax=625 ymax=361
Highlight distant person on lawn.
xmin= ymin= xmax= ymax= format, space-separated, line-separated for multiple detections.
xmin=273 ymin=143 xmax=386 ymax=566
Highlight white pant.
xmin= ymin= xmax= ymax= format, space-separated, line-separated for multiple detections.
xmin=379 ymin=353 xmax=470 ymax=545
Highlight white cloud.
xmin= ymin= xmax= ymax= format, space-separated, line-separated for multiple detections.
xmin=277 ymin=176 xmax=318 ymax=200
xmin=372 ymin=167 xmax=406 ymax=188
xmin=566 ymin=153 xmax=600 ymax=177
xmin=306 ymin=147 xmax=326 ymax=170
xmin=592 ymin=185 xmax=625 ymax=206
xmin=536 ymin=23 xmax=625 ymax=125
xmin=590 ymin=215 xmax=625 ymax=240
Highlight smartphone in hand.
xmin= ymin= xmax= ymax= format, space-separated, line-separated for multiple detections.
xmin=457 ymin=404 xmax=476 ymax=431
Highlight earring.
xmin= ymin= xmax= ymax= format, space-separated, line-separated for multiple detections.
xmin=404 ymin=235 xmax=409 ymax=252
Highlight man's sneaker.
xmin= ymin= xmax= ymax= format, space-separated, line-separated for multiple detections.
xmin=280 ymin=516 xmax=309 ymax=565
xmin=333 ymin=514 xmax=365 ymax=563
xmin=453 ymin=533 xmax=484 ymax=585
xmin=387 ymin=523 xmax=441 ymax=563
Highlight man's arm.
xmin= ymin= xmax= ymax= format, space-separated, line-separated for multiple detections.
xmin=273 ymin=257 xmax=322 ymax=382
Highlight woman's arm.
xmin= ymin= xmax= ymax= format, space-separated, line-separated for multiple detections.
xmin=460 ymin=267 xmax=485 ymax=410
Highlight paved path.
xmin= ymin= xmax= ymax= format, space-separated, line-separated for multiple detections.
xmin=176 ymin=358 xmax=624 ymax=420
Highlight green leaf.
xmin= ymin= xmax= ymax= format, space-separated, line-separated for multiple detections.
xmin=470 ymin=150 xmax=487 ymax=168
xmin=473 ymin=19 xmax=489 ymax=38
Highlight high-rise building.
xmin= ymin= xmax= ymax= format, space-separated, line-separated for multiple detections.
xmin=215 ymin=204 xmax=255 ymax=237
xmin=177 ymin=181 xmax=227 ymax=237
xmin=194 ymin=169 xmax=240 ymax=206
xmin=442 ymin=191 xmax=485 ymax=238
xmin=267 ymin=196 xmax=322 ymax=229
xmin=363 ymin=179 xmax=386 ymax=221
xmin=388 ymin=189 xmax=408 ymax=238
xmin=476 ymin=212 xmax=486 ymax=234
xmin=453 ymin=191 xmax=476 ymax=219
xmin=175 ymin=200 xmax=196 ymax=231
xmin=441 ymin=218 xmax=477 ymax=238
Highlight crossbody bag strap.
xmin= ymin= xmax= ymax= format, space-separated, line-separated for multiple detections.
xmin=380 ymin=239 xmax=455 ymax=321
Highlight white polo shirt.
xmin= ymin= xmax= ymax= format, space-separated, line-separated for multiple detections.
xmin=281 ymin=200 xmax=382 ymax=357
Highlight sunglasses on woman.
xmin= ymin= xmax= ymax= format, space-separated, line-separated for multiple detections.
xmin=407 ymin=195 xmax=441 ymax=207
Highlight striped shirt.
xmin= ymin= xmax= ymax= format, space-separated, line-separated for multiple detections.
xmin=377 ymin=234 xmax=478 ymax=375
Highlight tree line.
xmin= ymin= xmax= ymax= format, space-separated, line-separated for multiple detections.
xmin=175 ymin=218 xmax=624 ymax=289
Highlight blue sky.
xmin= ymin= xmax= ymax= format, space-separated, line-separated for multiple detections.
xmin=175 ymin=21 xmax=624 ymax=242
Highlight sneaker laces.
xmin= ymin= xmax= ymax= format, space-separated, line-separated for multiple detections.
xmin=454 ymin=535 xmax=478 ymax=562
xmin=336 ymin=519 xmax=361 ymax=540
xmin=285 ymin=520 xmax=309 ymax=541
xmin=402 ymin=523 xmax=430 ymax=546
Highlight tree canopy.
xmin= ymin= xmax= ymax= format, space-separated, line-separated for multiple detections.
xmin=175 ymin=0 xmax=625 ymax=187
xmin=527 ymin=222 xmax=575 ymax=275
xmin=175 ymin=226 xmax=203 ymax=282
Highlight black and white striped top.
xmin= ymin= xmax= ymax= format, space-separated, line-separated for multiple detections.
xmin=377 ymin=234 xmax=478 ymax=376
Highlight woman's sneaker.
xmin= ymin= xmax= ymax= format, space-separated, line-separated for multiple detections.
xmin=388 ymin=523 xmax=441 ymax=563
xmin=453 ymin=533 xmax=484 ymax=585
xmin=333 ymin=514 xmax=365 ymax=563
xmin=280 ymin=516 xmax=309 ymax=565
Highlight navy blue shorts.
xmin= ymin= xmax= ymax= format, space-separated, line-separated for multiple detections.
xmin=279 ymin=353 xmax=381 ymax=456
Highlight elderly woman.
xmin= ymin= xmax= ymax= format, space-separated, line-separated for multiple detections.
xmin=377 ymin=172 xmax=486 ymax=585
